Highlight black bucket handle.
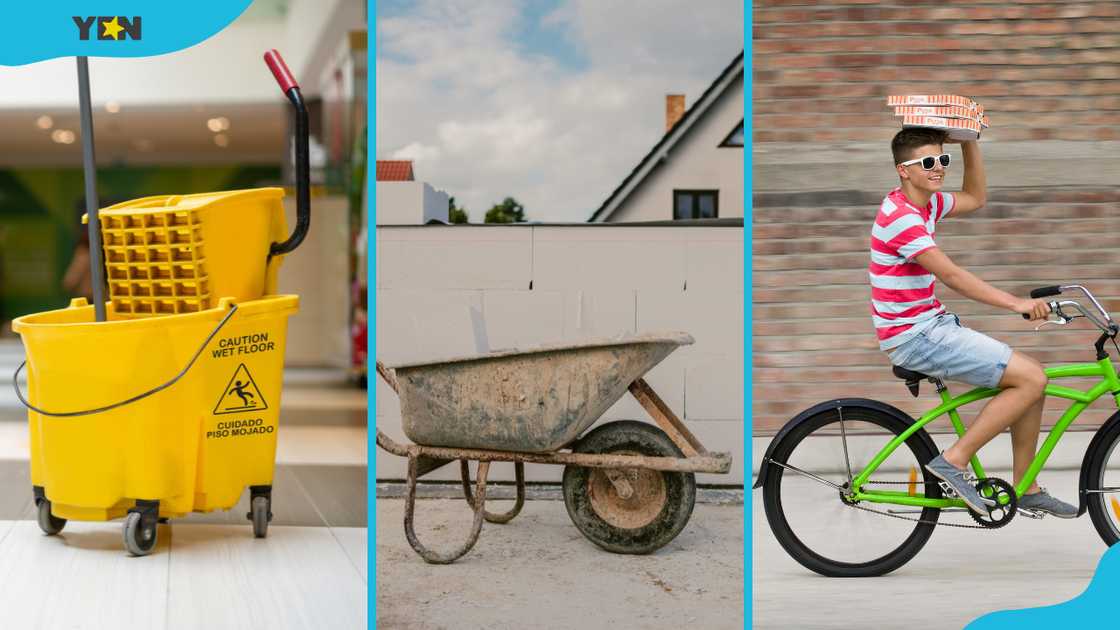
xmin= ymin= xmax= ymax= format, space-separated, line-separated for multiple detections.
xmin=13 ymin=303 xmax=239 ymax=418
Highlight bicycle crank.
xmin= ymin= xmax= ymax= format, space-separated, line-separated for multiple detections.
xmin=842 ymin=476 xmax=1019 ymax=530
xmin=967 ymin=477 xmax=1018 ymax=529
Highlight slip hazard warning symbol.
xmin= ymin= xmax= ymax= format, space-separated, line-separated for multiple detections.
xmin=213 ymin=363 xmax=268 ymax=415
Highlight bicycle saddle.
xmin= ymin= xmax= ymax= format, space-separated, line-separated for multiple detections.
xmin=892 ymin=366 xmax=930 ymax=382
xmin=892 ymin=366 xmax=930 ymax=397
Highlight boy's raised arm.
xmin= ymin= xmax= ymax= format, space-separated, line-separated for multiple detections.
xmin=913 ymin=247 xmax=1049 ymax=320
xmin=945 ymin=139 xmax=987 ymax=218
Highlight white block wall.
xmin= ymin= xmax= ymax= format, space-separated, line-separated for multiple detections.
xmin=375 ymin=224 xmax=744 ymax=486
xmin=375 ymin=181 xmax=450 ymax=225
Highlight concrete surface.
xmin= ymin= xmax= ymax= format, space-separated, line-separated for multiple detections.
xmin=752 ymin=469 xmax=1105 ymax=630
xmin=376 ymin=498 xmax=745 ymax=630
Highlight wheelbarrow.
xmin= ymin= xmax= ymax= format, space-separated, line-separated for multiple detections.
xmin=375 ymin=331 xmax=733 ymax=564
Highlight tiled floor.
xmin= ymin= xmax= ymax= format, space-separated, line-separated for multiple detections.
xmin=0 ymin=420 xmax=368 ymax=629
xmin=0 ymin=520 xmax=367 ymax=629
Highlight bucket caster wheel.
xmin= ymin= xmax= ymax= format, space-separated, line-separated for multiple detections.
xmin=124 ymin=500 xmax=160 ymax=556
xmin=36 ymin=499 xmax=66 ymax=536
xmin=247 ymin=485 xmax=272 ymax=538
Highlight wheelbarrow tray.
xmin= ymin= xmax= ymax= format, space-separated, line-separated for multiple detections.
xmin=387 ymin=331 xmax=693 ymax=452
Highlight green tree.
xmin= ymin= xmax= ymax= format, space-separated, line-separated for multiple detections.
xmin=448 ymin=197 xmax=468 ymax=224
xmin=484 ymin=197 xmax=526 ymax=223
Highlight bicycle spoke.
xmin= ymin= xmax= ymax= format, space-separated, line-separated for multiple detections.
xmin=767 ymin=459 xmax=844 ymax=491
xmin=838 ymin=407 xmax=854 ymax=489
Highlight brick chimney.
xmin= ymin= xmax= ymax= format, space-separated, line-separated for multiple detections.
xmin=666 ymin=94 xmax=685 ymax=131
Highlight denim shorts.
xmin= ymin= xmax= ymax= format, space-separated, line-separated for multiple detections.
xmin=888 ymin=313 xmax=1013 ymax=389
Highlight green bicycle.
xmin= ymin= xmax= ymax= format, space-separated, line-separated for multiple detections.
xmin=755 ymin=284 xmax=1120 ymax=577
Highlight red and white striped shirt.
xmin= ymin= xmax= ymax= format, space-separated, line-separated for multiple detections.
xmin=869 ymin=188 xmax=955 ymax=349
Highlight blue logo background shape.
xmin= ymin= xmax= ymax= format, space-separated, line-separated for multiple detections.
xmin=967 ymin=543 xmax=1120 ymax=628
xmin=0 ymin=1 xmax=252 ymax=65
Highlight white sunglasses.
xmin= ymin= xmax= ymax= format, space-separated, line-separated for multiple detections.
xmin=899 ymin=153 xmax=951 ymax=170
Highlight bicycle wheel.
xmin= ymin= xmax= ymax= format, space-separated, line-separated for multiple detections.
xmin=1083 ymin=417 xmax=1120 ymax=545
xmin=762 ymin=404 xmax=942 ymax=577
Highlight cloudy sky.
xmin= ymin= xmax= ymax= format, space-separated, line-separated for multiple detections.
xmin=375 ymin=0 xmax=743 ymax=222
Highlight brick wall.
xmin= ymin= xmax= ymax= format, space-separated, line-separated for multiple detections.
xmin=752 ymin=186 xmax=1120 ymax=434
xmin=753 ymin=1 xmax=1120 ymax=143
xmin=751 ymin=2 xmax=1120 ymax=436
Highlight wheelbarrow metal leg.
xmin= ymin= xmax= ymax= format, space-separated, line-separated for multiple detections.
xmin=460 ymin=461 xmax=525 ymax=524
xmin=404 ymin=456 xmax=488 ymax=564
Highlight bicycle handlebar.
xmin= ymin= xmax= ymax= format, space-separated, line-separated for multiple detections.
xmin=1021 ymin=285 xmax=1118 ymax=335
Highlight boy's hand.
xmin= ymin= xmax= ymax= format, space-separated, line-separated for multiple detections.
xmin=1014 ymin=298 xmax=1052 ymax=321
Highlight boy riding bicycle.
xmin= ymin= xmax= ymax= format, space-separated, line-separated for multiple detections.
xmin=870 ymin=128 xmax=1076 ymax=517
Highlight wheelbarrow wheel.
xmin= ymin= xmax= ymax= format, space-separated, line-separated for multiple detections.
xmin=36 ymin=500 xmax=66 ymax=536
xmin=123 ymin=511 xmax=158 ymax=556
xmin=562 ymin=420 xmax=696 ymax=555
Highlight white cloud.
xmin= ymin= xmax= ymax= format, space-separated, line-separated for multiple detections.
xmin=376 ymin=0 xmax=742 ymax=222
xmin=390 ymin=141 xmax=442 ymax=163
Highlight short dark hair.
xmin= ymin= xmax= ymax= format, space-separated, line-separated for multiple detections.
xmin=891 ymin=128 xmax=947 ymax=165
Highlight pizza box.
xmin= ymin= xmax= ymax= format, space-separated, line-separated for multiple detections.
xmin=901 ymin=115 xmax=982 ymax=141
xmin=888 ymin=95 xmax=984 ymax=116
xmin=893 ymin=105 xmax=990 ymax=128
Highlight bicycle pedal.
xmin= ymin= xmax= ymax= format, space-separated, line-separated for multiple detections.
xmin=938 ymin=481 xmax=958 ymax=497
xmin=1018 ymin=508 xmax=1045 ymax=520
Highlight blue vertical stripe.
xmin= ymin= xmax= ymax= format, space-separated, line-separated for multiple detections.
xmin=368 ymin=2 xmax=377 ymax=628
xmin=742 ymin=1 xmax=752 ymax=628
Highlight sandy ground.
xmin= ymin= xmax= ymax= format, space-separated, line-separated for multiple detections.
xmin=752 ymin=469 xmax=1105 ymax=629
xmin=376 ymin=498 xmax=744 ymax=630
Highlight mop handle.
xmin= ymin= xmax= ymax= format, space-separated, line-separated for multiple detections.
xmin=264 ymin=50 xmax=298 ymax=92
xmin=263 ymin=49 xmax=310 ymax=258
xmin=12 ymin=304 xmax=239 ymax=418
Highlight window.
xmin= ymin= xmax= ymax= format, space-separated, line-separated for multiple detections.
xmin=720 ymin=120 xmax=744 ymax=148
xmin=674 ymin=190 xmax=718 ymax=220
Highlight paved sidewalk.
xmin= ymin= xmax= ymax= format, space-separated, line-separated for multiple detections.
xmin=376 ymin=498 xmax=744 ymax=630
xmin=752 ymin=469 xmax=1104 ymax=630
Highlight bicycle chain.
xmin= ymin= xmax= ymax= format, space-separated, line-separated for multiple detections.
xmin=843 ymin=479 xmax=997 ymax=530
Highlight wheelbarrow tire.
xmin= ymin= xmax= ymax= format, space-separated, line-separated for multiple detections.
xmin=563 ymin=420 xmax=696 ymax=555
xmin=123 ymin=511 xmax=158 ymax=556
xmin=36 ymin=500 xmax=66 ymax=536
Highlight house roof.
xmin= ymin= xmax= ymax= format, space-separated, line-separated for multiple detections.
xmin=376 ymin=160 xmax=414 ymax=181
xmin=588 ymin=50 xmax=745 ymax=222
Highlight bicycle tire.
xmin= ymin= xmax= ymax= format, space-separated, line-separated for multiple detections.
xmin=1084 ymin=415 xmax=1120 ymax=546
xmin=762 ymin=404 xmax=942 ymax=577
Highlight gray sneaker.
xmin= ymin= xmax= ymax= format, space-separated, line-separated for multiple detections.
xmin=924 ymin=454 xmax=996 ymax=513
xmin=1018 ymin=488 xmax=1078 ymax=519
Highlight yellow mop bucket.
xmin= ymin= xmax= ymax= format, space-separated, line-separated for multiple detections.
xmin=12 ymin=295 xmax=298 ymax=546
xmin=11 ymin=49 xmax=314 ymax=556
